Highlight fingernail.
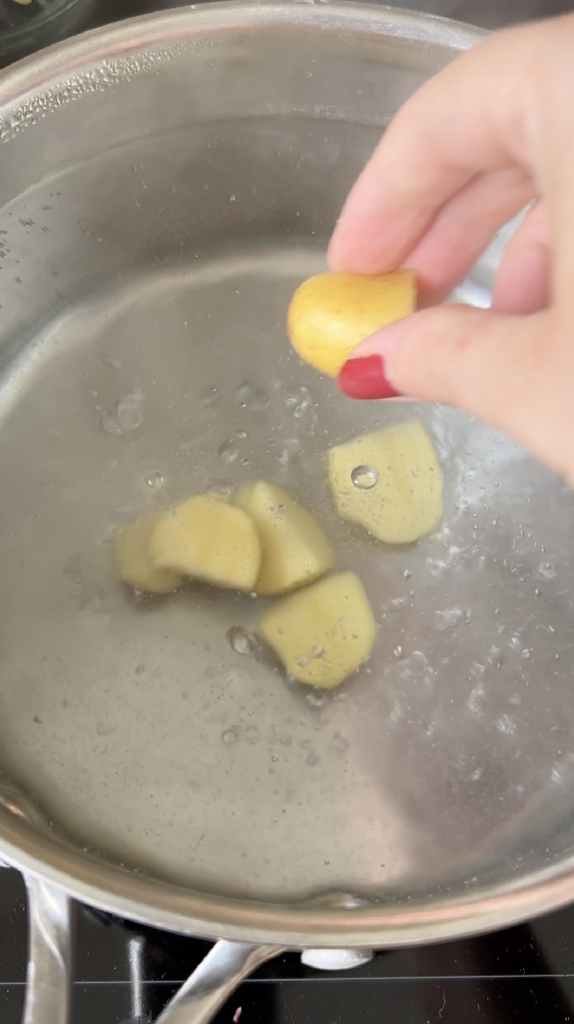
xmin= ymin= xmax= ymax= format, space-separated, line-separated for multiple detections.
xmin=338 ymin=354 xmax=401 ymax=400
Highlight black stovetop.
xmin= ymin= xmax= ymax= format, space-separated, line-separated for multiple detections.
xmin=3 ymin=868 xmax=574 ymax=1023
xmin=3 ymin=1 xmax=574 ymax=1022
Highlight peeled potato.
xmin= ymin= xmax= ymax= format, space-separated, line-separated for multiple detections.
xmin=149 ymin=493 xmax=261 ymax=592
xmin=328 ymin=421 xmax=443 ymax=544
xmin=287 ymin=270 xmax=416 ymax=378
xmin=234 ymin=481 xmax=335 ymax=595
xmin=259 ymin=572 xmax=375 ymax=688
xmin=114 ymin=515 xmax=182 ymax=594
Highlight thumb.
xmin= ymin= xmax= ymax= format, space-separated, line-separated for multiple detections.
xmin=337 ymin=304 xmax=565 ymax=473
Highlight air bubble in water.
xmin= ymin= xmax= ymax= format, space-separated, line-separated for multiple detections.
xmin=227 ymin=626 xmax=257 ymax=657
xmin=393 ymin=645 xmax=403 ymax=659
xmin=285 ymin=385 xmax=313 ymax=419
xmin=538 ymin=560 xmax=557 ymax=580
xmin=218 ymin=439 xmax=239 ymax=464
xmin=435 ymin=607 xmax=470 ymax=631
xmin=221 ymin=727 xmax=239 ymax=746
xmin=145 ymin=471 xmax=164 ymax=489
xmin=351 ymin=465 xmax=378 ymax=490
xmin=236 ymin=382 xmax=270 ymax=411
xmin=101 ymin=386 xmax=145 ymax=435
xmin=307 ymin=690 xmax=328 ymax=708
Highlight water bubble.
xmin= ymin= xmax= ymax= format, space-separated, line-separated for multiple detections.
xmin=271 ymin=754 xmax=279 ymax=763
xmin=403 ymin=569 xmax=412 ymax=579
xmin=285 ymin=385 xmax=313 ymax=419
xmin=245 ymin=725 xmax=260 ymax=744
xmin=306 ymin=690 xmax=328 ymax=708
xmin=235 ymin=382 xmax=270 ymax=411
xmin=200 ymin=387 xmax=219 ymax=408
xmin=227 ymin=626 xmax=257 ymax=657
xmin=145 ymin=470 xmax=164 ymax=489
xmin=435 ymin=607 xmax=470 ymax=631
xmin=218 ymin=439 xmax=239 ymax=464
xmin=236 ymin=383 xmax=252 ymax=407
xmin=208 ymin=479 xmax=235 ymax=497
xmin=332 ymin=731 xmax=349 ymax=753
xmin=487 ymin=645 xmax=505 ymax=668
xmin=393 ymin=645 xmax=403 ymax=659
xmin=306 ymin=751 xmax=321 ymax=767
xmin=351 ymin=465 xmax=379 ymax=490
xmin=538 ymin=560 xmax=557 ymax=580
xmin=101 ymin=386 xmax=145 ymax=435
xmin=221 ymin=727 xmax=239 ymax=746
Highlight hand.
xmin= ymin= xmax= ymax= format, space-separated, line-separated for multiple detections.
xmin=329 ymin=15 xmax=574 ymax=485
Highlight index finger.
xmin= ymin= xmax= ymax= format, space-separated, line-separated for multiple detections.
xmin=327 ymin=17 xmax=565 ymax=277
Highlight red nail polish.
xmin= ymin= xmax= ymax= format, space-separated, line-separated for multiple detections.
xmin=338 ymin=355 xmax=401 ymax=400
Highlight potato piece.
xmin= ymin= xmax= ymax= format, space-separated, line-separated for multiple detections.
xmin=259 ymin=572 xmax=375 ymax=688
xmin=287 ymin=270 xmax=416 ymax=378
xmin=234 ymin=481 xmax=335 ymax=595
xmin=328 ymin=421 xmax=443 ymax=544
xmin=149 ymin=493 xmax=261 ymax=592
xmin=114 ymin=515 xmax=182 ymax=594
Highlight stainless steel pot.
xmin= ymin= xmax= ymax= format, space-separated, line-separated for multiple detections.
xmin=1 ymin=4 xmax=574 ymax=1023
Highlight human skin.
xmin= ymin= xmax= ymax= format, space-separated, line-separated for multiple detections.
xmin=330 ymin=15 xmax=574 ymax=486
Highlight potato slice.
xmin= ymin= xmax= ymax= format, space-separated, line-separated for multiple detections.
xmin=328 ymin=421 xmax=443 ymax=544
xmin=114 ymin=514 xmax=182 ymax=594
xmin=259 ymin=572 xmax=375 ymax=688
xmin=234 ymin=481 xmax=334 ymax=595
xmin=287 ymin=270 xmax=416 ymax=378
xmin=149 ymin=493 xmax=261 ymax=592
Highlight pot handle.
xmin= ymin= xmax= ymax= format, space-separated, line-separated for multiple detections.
xmin=23 ymin=874 xmax=71 ymax=1024
xmin=155 ymin=940 xmax=284 ymax=1024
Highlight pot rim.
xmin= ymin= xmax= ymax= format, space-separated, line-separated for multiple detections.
xmin=2 ymin=2 xmax=563 ymax=948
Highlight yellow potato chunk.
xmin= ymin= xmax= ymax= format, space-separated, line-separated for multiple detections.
xmin=259 ymin=572 xmax=376 ymax=688
xmin=149 ymin=493 xmax=261 ymax=592
xmin=287 ymin=270 xmax=416 ymax=378
xmin=234 ymin=481 xmax=335 ymax=595
xmin=114 ymin=515 xmax=182 ymax=594
xmin=327 ymin=421 xmax=443 ymax=544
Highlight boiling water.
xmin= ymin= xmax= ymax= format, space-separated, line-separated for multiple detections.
xmin=0 ymin=118 xmax=573 ymax=901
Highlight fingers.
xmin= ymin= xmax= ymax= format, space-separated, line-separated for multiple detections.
xmin=338 ymin=304 xmax=571 ymax=480
xmin=492 ymin=201 xmax=551 ymax=315
xmin=328 ymin=16 xmax=573 ymax=283
xmin=400 ymin=168 xmax=533 ymax=306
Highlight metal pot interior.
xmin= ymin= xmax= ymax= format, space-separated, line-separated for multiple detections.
xmin=0 ymin=3 xmax=573 ymax=940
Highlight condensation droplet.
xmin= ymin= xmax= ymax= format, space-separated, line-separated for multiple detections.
xmin=351 ymin=465 xmax=378 ymax=490
xmin=227 ymin=626 xmax=257 ymax=657
xmin=393 ymin=645 xmax=403 ymax=659
xmin=218 ymin=439 xmax=239 ymax=464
